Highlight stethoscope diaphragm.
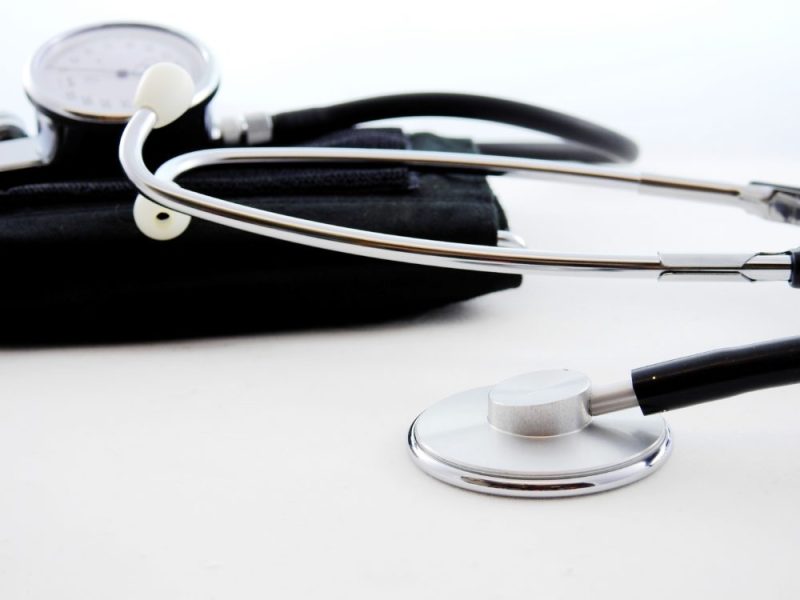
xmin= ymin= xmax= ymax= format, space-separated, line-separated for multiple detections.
xmin=408 ymin=370 xmax=671 ymax=498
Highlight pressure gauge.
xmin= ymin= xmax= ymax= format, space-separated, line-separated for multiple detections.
xmin=23 ymin=22 xmax=219 ymax=123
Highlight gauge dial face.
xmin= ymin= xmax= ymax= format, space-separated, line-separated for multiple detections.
xmin=24 ymin=23 xmax=218 ymax=123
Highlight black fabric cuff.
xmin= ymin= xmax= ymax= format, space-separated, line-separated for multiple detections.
xmin=0 ymin=128 xmax=521 ymax=343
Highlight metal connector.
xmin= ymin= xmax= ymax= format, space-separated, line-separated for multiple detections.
xmin=589 ymin=380 xmax=638 ymax=416
xmin=214 ymin=111 xmax=273 ymax=146
xmin=746 ymin=182 xmax=800 ymax=225
xmin=658 ymin=252 xmax=792 ymax=283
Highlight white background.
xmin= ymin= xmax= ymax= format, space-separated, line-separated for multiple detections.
xmin=1 ymin=1 xmax=800 ymax=598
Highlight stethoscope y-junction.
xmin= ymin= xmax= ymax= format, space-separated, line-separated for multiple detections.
xmin=5 ymin=22 xmax=800 ymax=498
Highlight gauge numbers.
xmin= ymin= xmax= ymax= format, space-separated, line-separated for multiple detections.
xmin=25 ymin=23 xmax=216 ymax=122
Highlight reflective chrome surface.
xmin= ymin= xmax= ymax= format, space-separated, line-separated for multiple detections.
xmin=590 ymin=380 xmax=639 ymax=416
xmin=409 ymin=384 xmax=671 ymax=498
xmin=120 ymin=108 xmax=794 ymax=283
xmin=0 ymin=138 xmax=45 ymax=172
xmin=0 ymin=113 xmax=57 ymax=173
xmin=749 ymin=183 xmax=800 ymax=225
xmin=214 ymin=111 xmax=274 ymax=145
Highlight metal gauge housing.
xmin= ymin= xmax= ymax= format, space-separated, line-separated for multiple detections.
xmin=24 ymin=22 xmax=219 ymax=123
xmin=8 ymin=22 xmax=220 ymax=181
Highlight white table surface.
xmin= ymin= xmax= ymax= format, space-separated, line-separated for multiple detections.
xmin=1 ymin=3 xmax=799 ymax=598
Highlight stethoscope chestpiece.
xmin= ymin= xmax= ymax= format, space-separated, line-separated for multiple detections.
xmin=408 ymin=370 xmax=671 ymax=498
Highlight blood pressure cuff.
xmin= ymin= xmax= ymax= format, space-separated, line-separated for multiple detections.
xmin=0 ymin=128 xmax=521 ymax=343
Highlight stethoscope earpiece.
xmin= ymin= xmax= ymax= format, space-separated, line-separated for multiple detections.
xmin=131 ymin=63 xmax=196 ymax=240
xmin=134 ymin=62 xmax=195 ymax=129
xmin=133 ymin=193 xmax=191 ymax=241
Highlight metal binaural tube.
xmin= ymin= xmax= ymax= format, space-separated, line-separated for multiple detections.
xmin=120 ymin=108 xmax=794 ymax=283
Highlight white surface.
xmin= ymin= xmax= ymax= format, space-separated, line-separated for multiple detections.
xmin=2 ymin=2 xmax=800 ymax=598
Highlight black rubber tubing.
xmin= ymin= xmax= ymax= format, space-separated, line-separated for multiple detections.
xmin=271 ymin=93 xmax=639 ymax=164
xmin=789 ymin=247 xmax=800 ymax=288
xmin=632 ymin=337 xmax=800 ymax=414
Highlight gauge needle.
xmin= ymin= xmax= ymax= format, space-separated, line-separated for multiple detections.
xmin=49 ymin=67 xmax=143 ymax=78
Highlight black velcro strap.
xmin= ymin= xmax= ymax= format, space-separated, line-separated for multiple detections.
xmin=0 ymin=128 xmax=521 ymax=343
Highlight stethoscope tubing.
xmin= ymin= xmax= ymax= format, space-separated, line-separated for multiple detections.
xmin=269 ymin=92 xmax=640 ymax=163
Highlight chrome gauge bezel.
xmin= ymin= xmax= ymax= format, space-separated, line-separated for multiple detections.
xmin=23 ymin=22 xmax=220 ymax=124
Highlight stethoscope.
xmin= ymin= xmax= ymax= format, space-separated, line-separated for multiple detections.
xmin=5 ymin=22 xmax=800 ymax=498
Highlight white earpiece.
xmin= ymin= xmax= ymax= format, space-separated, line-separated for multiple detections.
xmin=133 ymin=194 xmax=191 ymax=241
xmin=134 ymin=62 xmax=195 ymax=128
xmin=132 ymin=63 xmax=195 ymax=239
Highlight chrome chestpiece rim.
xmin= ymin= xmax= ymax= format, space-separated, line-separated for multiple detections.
xmin=408 ymin=370 xmax=672 ymax=498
